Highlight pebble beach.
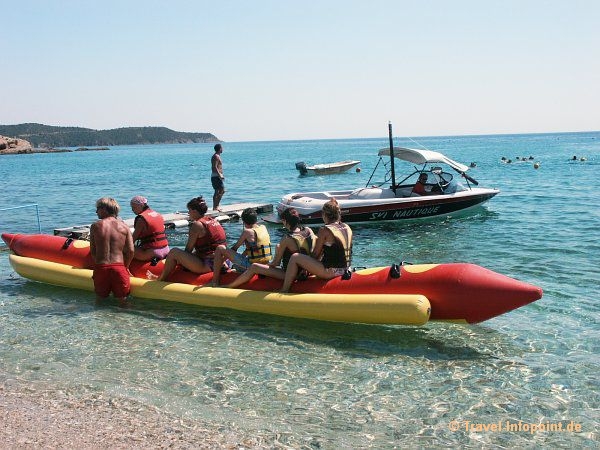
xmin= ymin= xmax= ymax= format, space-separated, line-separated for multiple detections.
xmin=1 ymin=385 xmax=256 ymax=449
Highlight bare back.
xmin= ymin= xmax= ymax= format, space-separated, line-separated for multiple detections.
xmin=90 ymin=217 xmax=134 ymax=265
xmin=211 ymin=153 xmax=223 ymax=178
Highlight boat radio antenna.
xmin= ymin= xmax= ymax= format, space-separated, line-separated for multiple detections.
xmin=388 ymin=121 xmax=397 ymax=193
xmin=406 ymin=136 xmax=431 ymax=151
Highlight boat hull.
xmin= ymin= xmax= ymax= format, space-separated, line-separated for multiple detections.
xmin=2 ymin=233 xmax=543 ymax=324
xmin=277 ymin=188 xmax=499 ymax=224
xmin=297 ymin=160 xmax=360 ymax=176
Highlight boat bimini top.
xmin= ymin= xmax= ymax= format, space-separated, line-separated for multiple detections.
xmin=378 ymin=147 xmax=470 ymax=173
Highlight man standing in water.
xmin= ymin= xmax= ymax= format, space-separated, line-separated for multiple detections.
xmin=90 ymin=197 xmax=134 ymax=307
xmin=211 ymin=143 xmax=225 ymax=211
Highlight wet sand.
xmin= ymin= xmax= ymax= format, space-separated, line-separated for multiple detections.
xmin=1 ymin=387 xmax=262 ymax=449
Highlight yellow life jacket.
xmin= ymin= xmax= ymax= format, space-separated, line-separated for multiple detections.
xmin=282 ymin=227 xmax=315 ymax=270
xmin=323 ymin=222 xmax=353 ymax=269
xmin=246 ymin=224 xmax=272 ymax=264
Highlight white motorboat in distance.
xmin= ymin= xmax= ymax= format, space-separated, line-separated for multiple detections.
xmin=295 ymin=160 xmax=361 ymax=176
xmin=269 ymin=125 xmax=499 ymax=224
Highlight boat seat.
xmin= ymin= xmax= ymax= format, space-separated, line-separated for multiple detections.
xmin=349 ymin=187 xmax=396 ymax=199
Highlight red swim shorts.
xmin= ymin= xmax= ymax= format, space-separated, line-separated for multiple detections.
xmin=93 ymin=263 xmax=130 ymax=298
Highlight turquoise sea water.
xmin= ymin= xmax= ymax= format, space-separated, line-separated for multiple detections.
xmin=0 ymin=132 xmax=598 ymax=447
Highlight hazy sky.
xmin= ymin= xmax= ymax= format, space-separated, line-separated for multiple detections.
xmin=2 ymin=1 xmax=598 ymax=142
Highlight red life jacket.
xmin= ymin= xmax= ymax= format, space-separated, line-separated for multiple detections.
xmin=194 ymin=216 xmax=227 ymax=257
xmin=136 ymin=209 xmax=168 ymax=249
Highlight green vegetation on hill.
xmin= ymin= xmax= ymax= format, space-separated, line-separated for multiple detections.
xmin=0 ymin=123 xmax=219 ymax=147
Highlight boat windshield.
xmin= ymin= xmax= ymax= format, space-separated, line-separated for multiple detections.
xmin=367 ymin=150 xmax=479 ymax=191
xmin=395 ymin=168 xmax=456 ymax=189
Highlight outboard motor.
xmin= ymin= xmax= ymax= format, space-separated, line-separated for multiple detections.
xmin=295 ymin=161 xmax=308 ymax=175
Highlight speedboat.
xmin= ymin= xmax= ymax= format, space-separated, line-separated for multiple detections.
xmin=272 ymin=124 xmax=499 ymax=224
xmin=295 ymin=160 xmax=361 ymax=176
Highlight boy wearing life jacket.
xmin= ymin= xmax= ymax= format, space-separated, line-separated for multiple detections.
xmin=209 ymin=208 xmax=271 ymax=286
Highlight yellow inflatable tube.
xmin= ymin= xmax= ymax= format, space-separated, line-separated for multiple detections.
xmin=9 ymin=254 xmax=430 ymax=325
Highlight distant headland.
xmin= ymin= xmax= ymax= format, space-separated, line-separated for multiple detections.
xmin=0 ymin=123 xmax=220 ymax=155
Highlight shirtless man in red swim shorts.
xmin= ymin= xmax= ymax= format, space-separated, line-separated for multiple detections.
xmin=90 ymin=197 xmax=134 ymax=307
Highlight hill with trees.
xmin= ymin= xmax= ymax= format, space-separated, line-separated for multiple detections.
xmin=0 ymin=123 xmax=219 ymax=148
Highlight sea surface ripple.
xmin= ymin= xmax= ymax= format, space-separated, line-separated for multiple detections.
xmin=1 ymin=131 xmax=598 ymax=447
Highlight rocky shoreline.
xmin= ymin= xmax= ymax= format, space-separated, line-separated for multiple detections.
xmin=0 ymin=136 xmax=33 ymax=154
xmin=0 ymin=136 xmax=112 ymax=155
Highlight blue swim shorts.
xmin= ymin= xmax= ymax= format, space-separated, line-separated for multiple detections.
xmin=230 ymin=253 xmax=251 ymax=272
xmin=211 ymin=176 xmax=224 ymax=191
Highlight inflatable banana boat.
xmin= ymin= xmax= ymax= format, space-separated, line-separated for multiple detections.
xmin=2 ymin=233 xmax=543 ymax=325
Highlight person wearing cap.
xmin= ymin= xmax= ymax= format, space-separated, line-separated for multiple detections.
xmin=211 ymin=143 xmax=225 ymax=211
xmin=130 ymin=196 xmax=170 ymax=262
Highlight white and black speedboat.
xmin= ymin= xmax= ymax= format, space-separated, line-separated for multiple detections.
xmin=269 ymin=124 xmax=499 ymax=224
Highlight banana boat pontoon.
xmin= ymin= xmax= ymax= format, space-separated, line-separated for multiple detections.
xmin=2 ymin=233 xmax=542 ymax=325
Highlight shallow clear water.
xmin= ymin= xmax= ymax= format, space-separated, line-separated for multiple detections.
xmin=1 ymin=132 xmax=598 ymax=447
